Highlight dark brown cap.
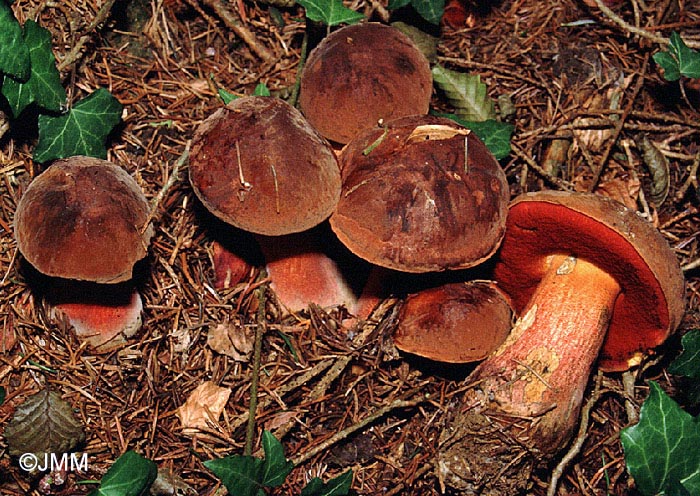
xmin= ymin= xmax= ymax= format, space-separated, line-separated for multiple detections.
xmin=394 ymin=281 xmax=513 ymax=363
xmin=189 ymin=96 xmax=341 ymax=236
xmin=330 ymin=115 xmax=509 ymax=272
xmin=14 ymin=156 xmax=153 ymax=283
xmin=299 ymin=22 xmax=432 ymax=144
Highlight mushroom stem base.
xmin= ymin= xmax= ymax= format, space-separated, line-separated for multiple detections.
xmin=437 ymin=254 xmax=620 ymax=493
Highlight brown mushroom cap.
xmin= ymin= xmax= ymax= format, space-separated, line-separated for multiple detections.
xmin=330 ymin=115 xmax=509 ymax=272
xmin=493 ymin=190 xmax=685 ymax=371
xmin=188 ymin=96 xmax=341 ymax=236
xmin=299 ymin=22 xmax=432 ymax=144
xmin=394 ymin=281 xmax=513 ymax=363
xmin=14 ymin=156 xmax=153 ymax=284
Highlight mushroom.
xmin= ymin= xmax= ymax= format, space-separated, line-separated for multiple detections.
xmin=14 ymin=156 xmax=153 ymax=352
xmin=189 ymin=96 xmax=363 ymax=313
xmin=299 ymin=22 xmax=432 ymax=144
xmin=393 ymin=280 xmax=513 ymax=363
xmin=437 ymin=190 xmax=686 ymax=493
xmin=330 ymin=114 xmax=509 ymax=273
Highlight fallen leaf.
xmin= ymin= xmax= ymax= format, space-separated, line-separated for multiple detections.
xmin=207 ymin=321 xmax=254 ymax=362
xmin=177 ymin=381 xmax=231 ymax=431
xmin=4 ymin=389 xmax=85 ymax=458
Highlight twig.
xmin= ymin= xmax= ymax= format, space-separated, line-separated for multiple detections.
xmin=57 ymin=0 xmax=118 ymax=71
xmin=675 ymin=149 xmax=700 ymax=201
xmin=547 ymin=370 xmax=604 ymax=496
xmin=288 ymin=30 xmax=309 ymax=108
xmin=292 ymin=394 xmax=425 ymax=466
xmin=622 ymin=370 xmax=639 ymax=424
xmin=591 ymin=0 xmax=698 ymax=47
xmin=200 ymin=0 xmax=275 ymax=62
xmin=587 ymin=57 xmax=649 ymax=193
xmin=511 ymin=142 xmax=576 ymax=191
xmin=141 ymin=142 xmax=189 ymax=234
xmin=244 ymin=280 xmax=268 ymax=456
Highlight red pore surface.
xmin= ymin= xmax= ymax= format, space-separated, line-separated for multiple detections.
xmin=14 ymin=156 xmax=153 ymax=284
xmin=493 ymin=191 xmax=685 ymax=371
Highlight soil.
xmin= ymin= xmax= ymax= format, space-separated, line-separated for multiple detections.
xmin=1 ymin=0 xmax=699 ymax=495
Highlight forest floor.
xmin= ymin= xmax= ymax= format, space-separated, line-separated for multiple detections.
xmin=1 ymin=0 xmax=700 ymax=494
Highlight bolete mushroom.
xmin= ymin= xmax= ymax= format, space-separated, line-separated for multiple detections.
xmin=330 ymin=114 xmax=509 ymax=273
xmin=393 ymin=280 xmax=513 ymax=363
xmin=299 ymin=22 xmax=432 ymax=144
xmin=189 ymin=96 xmax=363 ymax=313
xmin=437 ymin=190 xmax=685 ymax=493
xmin=14 ymin=156 xmax=153 ymax=351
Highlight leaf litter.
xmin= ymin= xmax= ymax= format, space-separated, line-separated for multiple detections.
xmin=0 ymin=0 xmax=699 ymax=495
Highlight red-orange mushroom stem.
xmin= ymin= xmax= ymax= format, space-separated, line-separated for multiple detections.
xmin=437 ymin=191 xmax=685 ymax=493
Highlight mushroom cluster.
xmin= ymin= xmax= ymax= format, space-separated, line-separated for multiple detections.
xmin=14 ymin=156 xmax=153 ymax=352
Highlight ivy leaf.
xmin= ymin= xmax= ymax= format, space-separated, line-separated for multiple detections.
xmin=260 ymin=431 xmax=294 ymax=487
xmin=253 ymin=83 xmax=270 ymax=97
xmin=620 ymin=381 xmax=700 ymax=495
xmin=204 ymin=431 xmax=294 ymax=496
xmin=0 ymin=386 xmax=5 ymax=406
xmin=204 ymin=455 xmax=265 ymax=496
xmin=669 ymin=330 xmax=700 ymax=379
xmin=0 ymin=1 xmax=30 ymax=80
xmin=653 ymin=32 xmax=700 ymax=82
xmin=301 ymin=470 xmax=353 ymax=496
xmin=409 ymin=0 xmax=444 ymax=25
xmin=432 ymin=112 xmax=513 ymax=160
xmin=88 ymin=451 xmax=157 ymax=496
xmin=34 ymin=88 xmax=122 ymax=163
xmin=432 ymin=65 xmax=497 ymax=122
xmin=296 ymin=0 xmax=364 ymax=27
xmin=387 ymin=0 xmax=443 ymax=25
xmin=2 ymin=20 xmax=66 ymax=117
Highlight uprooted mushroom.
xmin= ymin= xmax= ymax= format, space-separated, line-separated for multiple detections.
xmin=437 ymin=190 xmax=685 ymax=494
xmin=13 ymin=156 xmax=154 ymax=352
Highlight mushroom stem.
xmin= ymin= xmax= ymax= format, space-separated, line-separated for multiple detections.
xmin=437 ymin=254 xmax=621 ymax=492
xmin=475 ymin=254 xmax=620 ymax=447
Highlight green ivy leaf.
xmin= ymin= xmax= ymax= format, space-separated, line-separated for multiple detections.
xmin=0 ymin=1 xmax=30 ymax=80
xmin=2 ymin=20 xmax=65 ymax=117
xmin=260 ymin=431 xmax=294 ymax=487
xmin=387 ymin=0 xmax=443 ymax=25
xmin=296 ymin=0 xmax=364 ymax=27
xmin=432 ymin=112 xmax=513 ymax=160
xmin=253 ymin=83 xmax=271 ymax=97
xmin=432 ymin=65 xmax=497 ymax=122
xmin=621 ymin=381 xmax=700 ymax=495
xmin=301 ymin=470 xmax=353 ymax=496
xmin=653 ymin=32 xmax=700 ymax=82
xmin=387 ymin=0 xmax=411 ymax=9
xmin=669 ymin=330 xmax=700 ymax=379
xmin=409 ymin=0 xmax=444 ymax=25
xmin=204 ymin=431 xmax=294 ymax=496
xmin=0 ymin=386 xmax=5 ymax=405
xmin=34 ymin=88 xmax=122 ymax=163
xmin=88 ymin=451 xmax=157 ymax=496
xmin=205 ymin=455 xmax=266 ymax=496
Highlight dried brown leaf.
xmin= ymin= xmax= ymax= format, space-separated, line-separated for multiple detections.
xmin=207 ymin=321 xmax=254 ymax=362
xmin=4 ymin=389 xmax=85 ymax=458
xmin=176 ymin=381 xmax=231 ymax=431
